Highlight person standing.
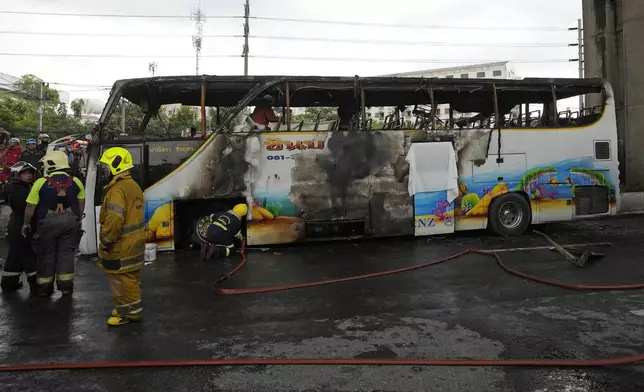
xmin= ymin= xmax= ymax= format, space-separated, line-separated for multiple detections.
xmin=97 ymin=147 xmax=145 ymax=326
xmin=5 ymin=138 xmax=22 ymax=168
xmin=1 ymin=162 xmax=38 ymax=294
xmin=19 ymin=138 xmax=45 ymax=173
xmin=37 ymin=134 xmax=50 ymax=153
xmin=22 ymin=150 xmax=85 ymax=297
xmin=251 ymin=95 xmax=279 ymax=130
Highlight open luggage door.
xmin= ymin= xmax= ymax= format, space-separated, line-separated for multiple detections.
xmin=407 ymin=142 xmax=459 ymax=236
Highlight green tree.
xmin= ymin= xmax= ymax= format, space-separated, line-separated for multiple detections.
xmin=293 ymin=107 xmax=337 ymax=123
xmin=57 ymin=102 xmax=68 ymax=118
xmin=14 ymin=74 xmax=60 ymax=103
xmin=71 ymin=99 xmax=85 ymax=119
xmin=167 ymin=105 xmax=195 ymax=134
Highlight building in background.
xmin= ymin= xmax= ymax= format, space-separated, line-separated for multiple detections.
xmin=0 ymin=72 xmax=19 ymax=92
xmin=369 ymin=61 xmax=520 ymax=123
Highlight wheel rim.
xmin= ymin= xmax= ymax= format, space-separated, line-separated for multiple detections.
xmin=498 ymin=201 xmax=523 ymax=229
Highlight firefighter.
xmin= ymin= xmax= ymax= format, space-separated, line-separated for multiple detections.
xmin=97 ymin=147 xmax=145 ymax=327
xmin=199 ymin=204 xmax=247 ymax=260
xmin=19 ymin=138 xmax=45 ymax=173
xmin=1 ymin=162 xmax=38 ymax=294
xmin=22 ymin=150 xmax=85 ymax=297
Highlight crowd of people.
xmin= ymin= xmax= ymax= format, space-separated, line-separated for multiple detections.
xmin=0 ymin=129 xmax=87 ymax=186
xmin=0 ymin=126 xmax=247 ymax=327
xmin=0 ymin=143 xmax=147 ymax=327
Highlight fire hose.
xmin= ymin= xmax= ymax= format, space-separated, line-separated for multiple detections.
xmin=2 ymin=235 xmax=644 ymax=373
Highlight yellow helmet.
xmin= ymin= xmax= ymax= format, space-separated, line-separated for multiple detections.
xmin=232 ymin=203 xmax=248 ymax=218
xmin=40 ymin=150 xmax=70 ymax=173
xmin=99 ymin=147 xmax=134 ymax=175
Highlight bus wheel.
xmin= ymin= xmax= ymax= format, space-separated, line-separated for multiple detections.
xmin=488 ymin=193 xmax=531 ymax=236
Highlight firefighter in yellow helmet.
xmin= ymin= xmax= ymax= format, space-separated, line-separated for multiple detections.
xmin=97 ymin=147 xmax=145 ymax=327
xmin=198 ymin=203 xmax=247 ymax=260
xmin=23 ymin=150 xmax=85 ymax=297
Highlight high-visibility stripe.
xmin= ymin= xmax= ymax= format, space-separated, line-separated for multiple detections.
xmin=26 ymin=272 xmax=37 ymax=277
xmin=1 ymin=271 xmax=21 ymax=277
xmin=38 ymin=276 xmax=54 ymax=284
xmin=105 ymin=202 xmax=126 ymax=215
xmin=56 ymin=273 xmax=74 ymax=281
xmin=214 ymin=244 xmax=234 ymax=249
xmin=121 ymin=253 xmax=144 ymax=267
xmin=212 ymin=221 xmax=228 ymax=231
xmin=116 ymin=299 xmax=142 ymax=315
xmin=121 ymin=221 xmax=145 ymax=235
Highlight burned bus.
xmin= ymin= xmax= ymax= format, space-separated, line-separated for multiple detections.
xmin=76 ymin=75 xmax=619 ymax=255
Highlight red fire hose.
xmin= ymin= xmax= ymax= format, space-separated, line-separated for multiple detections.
xmin=2 ymin=239 xmax=644 ymax=373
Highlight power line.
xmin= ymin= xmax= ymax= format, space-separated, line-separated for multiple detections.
xmin=0 ymin=9 xmax=242 ymax=19
xmin=0 ymin=53 xmax=576 ymax=63
xmin=0 ymin=10 xmax=572 ymax=31
xmin=249 ymin=55 xmax=576 ymax=64
xmin=249 ymin=16 xmax=572 ymax=31
xmin=0 ymin=30 xmax=571 ymax=48
xmin=250 ymin=35 xmax=570 ymax=48
xmin=0 ymin=53 xmax=239 ymax=59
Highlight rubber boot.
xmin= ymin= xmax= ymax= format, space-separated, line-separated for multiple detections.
xmin=27 ymin=275 xmax=38 ymax=294
xmin=107 ymin=314 xmax=141 ymax=327
xmin=1 ymin=279 xmax=23 ymax=294
xmin=57 ymin=281 xmax=74 ymax=296
xmin=36 ymin=283 xmax=54 ymax=298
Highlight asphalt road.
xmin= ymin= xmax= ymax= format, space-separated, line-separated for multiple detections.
xmin=1 ymin=216 xmax=644 ymax=391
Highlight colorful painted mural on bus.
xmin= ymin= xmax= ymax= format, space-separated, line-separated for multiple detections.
xmin=140 ymin=127 xmax=618 ymax=247
xmin=144 ymin=200 xmax=175 ymax=251
xmin=413 ymin=191 xmax=455 ymax=236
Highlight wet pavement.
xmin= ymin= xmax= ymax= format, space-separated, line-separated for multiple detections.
xmin=1 ymin=216 xmax=644 ymax=391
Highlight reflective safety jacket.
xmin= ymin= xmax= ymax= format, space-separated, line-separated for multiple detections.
xmin=98 ymin=172 xmax=145 ymax=274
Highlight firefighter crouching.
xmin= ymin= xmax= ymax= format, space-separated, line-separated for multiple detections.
xmin=1 ymin=162 xmax=38 ymax=294
xmin=22 ymin=151 xmax=85 ymax=297
xmin=199 ymin=204 xmax=247 ymax=260
xmin=97 ymin=147 xmax=145 ymax=327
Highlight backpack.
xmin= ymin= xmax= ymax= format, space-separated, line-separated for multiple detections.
xmin=45 ymin=176 xmax=74 ymax=213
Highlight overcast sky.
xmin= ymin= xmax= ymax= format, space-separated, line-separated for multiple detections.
xmin=0 ymin=0 xmax=582 ymax=102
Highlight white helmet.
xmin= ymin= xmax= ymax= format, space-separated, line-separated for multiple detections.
xmin=38 ymin=133 xmax=50 ymax=143
xmin=8 ymin=137 xmax=20 ymax=147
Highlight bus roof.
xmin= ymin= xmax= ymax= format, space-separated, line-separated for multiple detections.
xmin=108 ymin=75 xmax=605 ymax=117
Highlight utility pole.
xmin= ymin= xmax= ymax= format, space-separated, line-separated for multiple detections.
xmin=243 ymin=0 xmax=250 ymax=76
xmin=38 ymin=81 xmax=45 ymax=133
xmin=149 ymin=61 xmax=158 ymax=77
xmin=191 ymin=1 xmax=205 ymax=75
xmin=577 ymin=18 xmax=584 ymax=111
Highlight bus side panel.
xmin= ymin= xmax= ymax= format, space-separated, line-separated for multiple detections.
xmin=247 ymin=131 xmax=414 ymax=245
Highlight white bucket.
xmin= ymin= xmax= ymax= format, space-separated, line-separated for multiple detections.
xmin=144 ymin=243 xmax=157 ymax=262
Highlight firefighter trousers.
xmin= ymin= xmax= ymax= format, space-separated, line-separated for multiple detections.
xmin=107 ymin=269 xmax=142 ymax=320
xmin=1 ymin=221 xmax=37 ymax=293
xmin=32 ymin=210 xmax=82 ymax=295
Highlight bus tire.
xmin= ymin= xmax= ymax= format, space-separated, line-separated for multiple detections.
xmin=488 ymin=192 xmax=531 ymax=237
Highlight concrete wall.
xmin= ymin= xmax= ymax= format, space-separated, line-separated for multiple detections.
xmin=584 ymin=0 xmax=644 ymax=191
